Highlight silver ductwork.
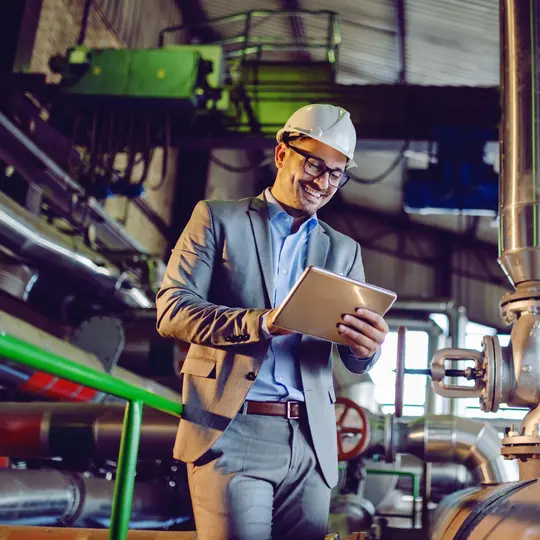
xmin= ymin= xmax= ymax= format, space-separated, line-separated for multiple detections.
xmin=0 ymin=256 xmax=39 ymax=301
xmin=0 ymin=469 xmax=188 ymax=528
xmin=0 ymin=192 xmax=152 ymax=309
xmin=499 ymin=0 xmax=540 ymax=288
xmin=401 ymin=415 xmax=512 ymax=484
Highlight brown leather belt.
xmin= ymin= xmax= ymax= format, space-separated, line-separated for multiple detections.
xmin=243 ymin=400 xmax=304 ymax=419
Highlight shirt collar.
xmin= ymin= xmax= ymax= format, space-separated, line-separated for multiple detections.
xmin=264 ymin=188 xmax=318 ymax=234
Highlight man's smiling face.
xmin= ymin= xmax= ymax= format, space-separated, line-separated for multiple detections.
xmin=271 ymin=136 xmax=348 ymax=217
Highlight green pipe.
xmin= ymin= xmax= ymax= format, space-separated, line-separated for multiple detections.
xmin=110 ymin=400 xmax=143 ymax=540
xmin=365 ymin=469 xmax=419 ymax=529
xmin=0 ymin=333 xmax=182 ymax=416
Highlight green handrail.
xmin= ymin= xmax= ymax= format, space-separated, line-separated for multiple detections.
xmin=365 ymin=469 xmax=419 ymax=529
xmin=0 ymin=331 xmax=182 ymax=540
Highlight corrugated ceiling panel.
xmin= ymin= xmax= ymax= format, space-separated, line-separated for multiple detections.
xmin=406 ymin=0 xmax=499 ymax=85
xmin=199 ymin=0 xmax=296 ymax=61
xmin=95 ymin=0 xmax=182 ymax=48
xmin=302 ymin=0 xmax=398 ymax=83
xmin=197 ymin=0 xmax=499 ymax=86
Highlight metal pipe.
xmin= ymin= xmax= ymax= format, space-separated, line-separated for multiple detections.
xmin=0 ymin=193 xmax=152 ymax=309
xmin=402 ymin=414 xmax=510 ymax=484
xmin=499 ymin=0 xmax=540 ymax=287
xmin=0 ymin=469 xmax=187 ymax=528
xmin=0 ymin=111 xmax=149 ymax=255
xmin=0 ymin=311 xmax=182 ymax=405
xmin=0 ymin=327 xmax=183 ymax=417
xmin=0 ymin=403 xmax=177 ymax=460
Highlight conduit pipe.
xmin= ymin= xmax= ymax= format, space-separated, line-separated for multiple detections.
xmin=402 ymin=414 xmax=510 ymax=484
xmin=0 ymin=403 xmax=177 ymax=461
xmin=0 ymin=469 xmax=188 ymax=528
xmin=0 ymin=193 xmax=152 ymax=309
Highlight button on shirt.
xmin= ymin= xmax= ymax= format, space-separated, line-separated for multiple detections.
xmin=246 ymin=189 xmax=318 ymax=402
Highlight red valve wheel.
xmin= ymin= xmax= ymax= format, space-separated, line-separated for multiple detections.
xmin=335 ymin=396 xmax=370 ymax=461
xmin=395 ymin=325 xmax=406 ymax=418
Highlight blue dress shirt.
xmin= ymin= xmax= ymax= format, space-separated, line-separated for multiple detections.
xmin=245 ymin=189 xmax=378 ymax=402
xmin=246 ymin=189 xmax=318 ymax=402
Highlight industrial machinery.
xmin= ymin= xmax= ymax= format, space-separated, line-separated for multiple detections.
xmin=387 ymin=1 xmax=540 ymax=538
xmin=2 ymin=2 xmax=540 ymax=539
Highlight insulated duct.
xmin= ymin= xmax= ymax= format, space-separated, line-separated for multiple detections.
xmin=402 ymin=414 xmax=510 ymax=484
xmin=0 ymin=469 xmax=189 ymax=528
xmin=0 ymin=192 xmax=152 ymax=309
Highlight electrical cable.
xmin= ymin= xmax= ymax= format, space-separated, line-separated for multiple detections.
xmin=77 ymin=0 xmax=93 ymax=46
xmin=147 ymin=115 xmax=171 ymax=191
xmin=349 ymin=139 xmax=410 ymax=185
xmin=209 ymin=153 xmax=273 ymax=173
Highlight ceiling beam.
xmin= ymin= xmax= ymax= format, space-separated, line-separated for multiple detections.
xmin=279 ymin=0 xmax=311 ymax=62
xmin=174 ymin=0 xmax=221 ymax=43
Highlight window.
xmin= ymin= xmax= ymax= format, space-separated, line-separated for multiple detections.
xmin=369 ymin=330 xmax=429 ymax=416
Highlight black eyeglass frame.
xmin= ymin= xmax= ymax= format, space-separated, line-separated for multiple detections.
xmin=284 ymin=140 xmax=351 ymax=188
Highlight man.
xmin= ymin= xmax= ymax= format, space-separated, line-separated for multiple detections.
xmin=156 ymin=103 xmax=389 ymax=539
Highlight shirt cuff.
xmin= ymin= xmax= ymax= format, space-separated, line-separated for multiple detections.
xmin=260 ymin=312 xmax=273 ymax=339
xmin=348 ymin=347 xmax=375 ymax=361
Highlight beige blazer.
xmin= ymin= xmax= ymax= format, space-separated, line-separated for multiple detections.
xmin=156 ymin=192 xmax=375 ymax=487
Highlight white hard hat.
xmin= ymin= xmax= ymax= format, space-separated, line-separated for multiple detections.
xmin=276 ymin=104 xmax=357 ymax=169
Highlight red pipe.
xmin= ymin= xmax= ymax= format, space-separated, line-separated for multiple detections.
xmin=19 ymin=371 xmax=98 ymax=401
xmin=0 ymin=414 xmax=43 ymax=456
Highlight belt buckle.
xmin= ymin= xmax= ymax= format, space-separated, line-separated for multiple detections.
xmin=286 ymin=401 xmax=299 ymax=419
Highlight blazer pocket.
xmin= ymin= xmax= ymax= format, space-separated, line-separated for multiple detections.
xmin=180 ymin=355 xmax=216 ymax=378
xmin=328 ymin=385 xmax=337 ymax=404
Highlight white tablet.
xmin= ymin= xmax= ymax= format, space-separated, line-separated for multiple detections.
xmin=272 ymin=266 xmax=397 ymax=345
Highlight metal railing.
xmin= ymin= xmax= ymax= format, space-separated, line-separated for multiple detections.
xmin=0 ymin=331 xmax=183 ymax=540
xmin=365 ymin=469 xmax=419 ymax=529
xmin=158 ymin=10 xmax=342 ymax=66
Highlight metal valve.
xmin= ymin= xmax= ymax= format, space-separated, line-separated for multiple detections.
xmin=394 ymin=329 xmax=505 ymax=415
xmin=430 ymin=348 xmax=485 ymax=398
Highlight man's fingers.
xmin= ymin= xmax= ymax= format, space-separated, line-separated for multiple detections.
xmin=338 ymin=324 xmax=377 ymax=352
xmin=341 ymin=314 xmax=385 ymax=345
xmin=352 ymin=309 xmax=389 ymax=334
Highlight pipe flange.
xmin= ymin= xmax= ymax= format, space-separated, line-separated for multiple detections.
xmin=384 ymin=413 xmax=396 ymax=463
xmin=491 ymin=336 xmax=504 ymax=412
xmin=502 ymin=429 xmax=540 ymax=460
xmin=501 ymin=444 xmax=540 ymax=460
xmin=502 ymin=434 xmax=540 ymax=446
xmin=501 ymin=289 xmax=540 ymax=324
xmin=478 ymin=335 xmax=502 ymax=413
xmin=480 ymin=336 xmax=496 ymax=412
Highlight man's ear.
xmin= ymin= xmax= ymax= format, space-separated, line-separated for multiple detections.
xmin=275 ymin=143 xmax=287 ymax=169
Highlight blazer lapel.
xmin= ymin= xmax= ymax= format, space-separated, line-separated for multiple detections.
xmin=248 ymin=195 xmax=274 ymax=305
xmin=306 ymin=224 xmax=330 ymax=269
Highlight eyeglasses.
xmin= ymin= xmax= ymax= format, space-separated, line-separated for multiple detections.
xmin=285 ymin=142 xmax=351 ymax=188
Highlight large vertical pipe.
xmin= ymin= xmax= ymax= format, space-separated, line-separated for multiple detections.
xmin=499 ymin=0 xmax=540 ymax=287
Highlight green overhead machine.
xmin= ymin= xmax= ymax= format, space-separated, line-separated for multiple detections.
xmin=56 ymin=44 xmax=229 ymax=110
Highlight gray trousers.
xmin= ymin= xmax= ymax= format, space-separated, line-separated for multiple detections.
xmin=187 ymin=411 xmax=331 ymax=540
